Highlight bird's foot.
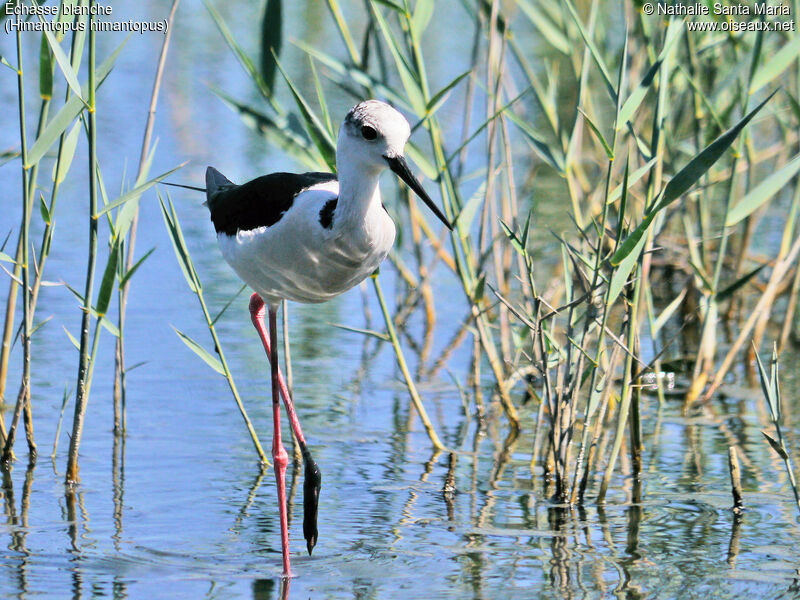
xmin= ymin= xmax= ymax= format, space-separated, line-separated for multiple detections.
xmin=300 ymin=442 xmax=321 ymax=555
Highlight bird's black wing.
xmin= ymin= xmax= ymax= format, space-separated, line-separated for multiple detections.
xmin=208 ymin=171 xmax=338 ymax=236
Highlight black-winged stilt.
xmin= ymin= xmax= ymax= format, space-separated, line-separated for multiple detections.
xmin=202 ymin=100 xmax=452 ymax=577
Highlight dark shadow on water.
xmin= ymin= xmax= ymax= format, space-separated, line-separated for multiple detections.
xmin=112 ymin=433 xmax=127 ymax=600
xmin=234 ymin=466 xmax=268 ymax=537
xmin=252 ymin=577 xmax=275 ymax=600
xmin=2 ymin=457 xmax=35 ymax=596
xmin=112 ymin=432 xmax=126 ymax=551
xmin=727 ymin=511 xmax=743 ymax=567
xmin=442 ymin=451 xmax=456 ymax=524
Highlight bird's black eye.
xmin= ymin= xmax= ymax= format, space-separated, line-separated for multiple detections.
xmin=361 ymin=125 xmax=377 ymax=140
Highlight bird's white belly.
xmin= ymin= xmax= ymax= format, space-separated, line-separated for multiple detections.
xmin=218 ymin=200 xmax=395 ymax=305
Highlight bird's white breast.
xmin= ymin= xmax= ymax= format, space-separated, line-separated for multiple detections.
xmin=217 ymin=181 xmax=396 ymax=305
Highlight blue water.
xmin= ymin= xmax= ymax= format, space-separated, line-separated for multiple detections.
xmin=2 ymin=1 xmax=800 ymax=598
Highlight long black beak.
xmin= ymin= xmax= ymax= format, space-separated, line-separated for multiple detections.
xmin=384 ymin=155 xmax=452 ymax=230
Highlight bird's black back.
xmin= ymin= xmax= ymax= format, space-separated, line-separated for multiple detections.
xmin=208 ymin=171 xmax=338 ymax=236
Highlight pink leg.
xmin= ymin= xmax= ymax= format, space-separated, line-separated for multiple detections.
xmin=249 ymin=294 xmax=321 ymax=560
xmin=249 ymin=294 xmax=306 ymax=445
xmin=268 ymin=303 xmax=291 ymax=577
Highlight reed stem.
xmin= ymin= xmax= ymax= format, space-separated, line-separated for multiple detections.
xmin=66 ymin=2 xmax=99 ymax=484
xmin=372 ymin=274 xmax=445 ymax=451
xmin=2 ymin=29 xmax=36 ymax=462
xmin=114 ymin=0 xmax=181 ymax=434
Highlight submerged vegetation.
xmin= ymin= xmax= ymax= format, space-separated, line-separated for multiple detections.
xmin=1 ymin=0 xmax=800 ymax=594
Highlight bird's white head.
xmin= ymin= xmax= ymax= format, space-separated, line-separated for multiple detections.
xmin=337 ymin=100 xmax=452 ymax=229
xmin=338 ymin=99 xmax=411 ymax=174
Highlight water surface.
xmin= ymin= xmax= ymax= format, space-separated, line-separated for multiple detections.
xmin=1 ymin=2 xmax=800 ymax=598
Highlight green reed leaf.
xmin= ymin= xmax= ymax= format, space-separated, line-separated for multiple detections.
xmin=615 ymin=155 xmax=630 ymax=243
xmin=211 ymin=86 xmax=324 ymax=170
xmin=762 ymin=431 xmax=788 ymax=460
xmin=35 ymin=4 xmax=84 ymax=102
xmin=29 ymin=316 xmax=52 ymax=338
xmin=210 ymin=283 xmax=247 ymax=326
xmin=753 ymin=344 xmax=778 ymax=421
xmin=411 ymin=0 xmax=434 ymax=36
xmin=617 ymin=19 xmax=682 ymax=128
xmin=473 ymin=272 xmax=486 ymax=302
xmin=39 ymin=32 xmax=53 ymax=99
xmin=52 ymin=121 xmax=81 ymax=184
xmin=426 ymin=70 xmax=471 ymax=115
xmin=785 ymin=90 xmax=800 ymax=123
xmin=159 ymin=195 xmax=198 ymax=294
xmin=750 ymin=34 xmax=800 ymax=95
xmin=715 ymin=264 xmax=766 ymax=301
xmin=172 ymin=326 xmax=225 ymax=375
xmin=770 ymin=343 xmax=781 ymax=420
xmin=370 ymin=2 xmax=426 ymax=114
xmin=96 ymin=163 xmax=186 ymax=217
xmin=95 ymin=243 xmax=119 ymax=317
xmin=516 ymin=0 xmax=570 ymax=54
xmin=654 ymin=90 xmax=777 ymax=214
xmin=63 ymin=325 xmax=80 ymax=351
xmin=292 ymin=40 xmax=407 ymax=109
xmin=652 ymin=288 xmax=687 ymax=336
xmin=205 ymin=0 xmax=276 ymax=107
xmin=39 ymin=193 xmax=51 ymax=225
xmin=118 ymin=247 xmax=155 ymax=288
xmin=372 ymin=0 xmax=404 ymax=11
xmin=726 ymin=153 xmax=800 ymax=226
xmin=455 ymin=181 xmax=486 ymax=236
xmin=611 ymin=90 xmax=777 ymax=266
xmin=617 ymin=59 xmax=661 ymax=128
xmin=607 ymin=158 xmax=655 ymax=204
xmin=609 ymin=209 xmax=654 ymax=268
xmin=309 ymin=58 xmax=333 ymax=137
xmin=273 ymin=52 xmax=337 ymax=170
xmin=259 ymin=0 xmax=282 ymax=95
xmin=26 ymin=35 xmax=129 ymax=168
xmin=607 ymin=228 xmax=645 ymax=306
xmin=506 ymin=109 xmax=564 ymax=173
xmin=561 ymin=0 xmax=617 ymax=102
xmin=328 ymin=323 xmax=390 ymax=341
xmin=586 ymin=365 xmax=607 ymax=418
xmin=326 ymin=0 xmax=363 ymax=63
xmin=579 ymin=108 xmax=614 ymax=159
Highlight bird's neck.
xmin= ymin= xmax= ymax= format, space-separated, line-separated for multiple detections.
xmin=335 ymin=155 xmax=383 ymax=227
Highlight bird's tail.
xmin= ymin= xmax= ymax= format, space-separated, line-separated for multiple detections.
xmin=204 ymin=167 xmax=236 ymax=211
xmin=206 ymin=166 xmax=234 ymax=196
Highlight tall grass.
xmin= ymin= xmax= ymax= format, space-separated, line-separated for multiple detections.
xmin=0 ymin=0 xmax=185 ymax=481
xmin=199 ymin=0 xmax=799 ymax=505
xmin=1 ymin=0 xmax=798 ymax=517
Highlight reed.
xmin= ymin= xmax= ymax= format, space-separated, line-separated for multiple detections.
xmin=159 ymin=194 xmax=269 ymax=465
xmin=754 ymin=344 xmax=800 ymax=516
xmin=1 ymin=27 xmax=35 ymax=463
xmin=113 ymin=0 xmax=181 ymax=435
xmin=65 ymin=0 xmax=99 ymax=484
xmin=199 ymin=0 xmax=800 ymax=505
